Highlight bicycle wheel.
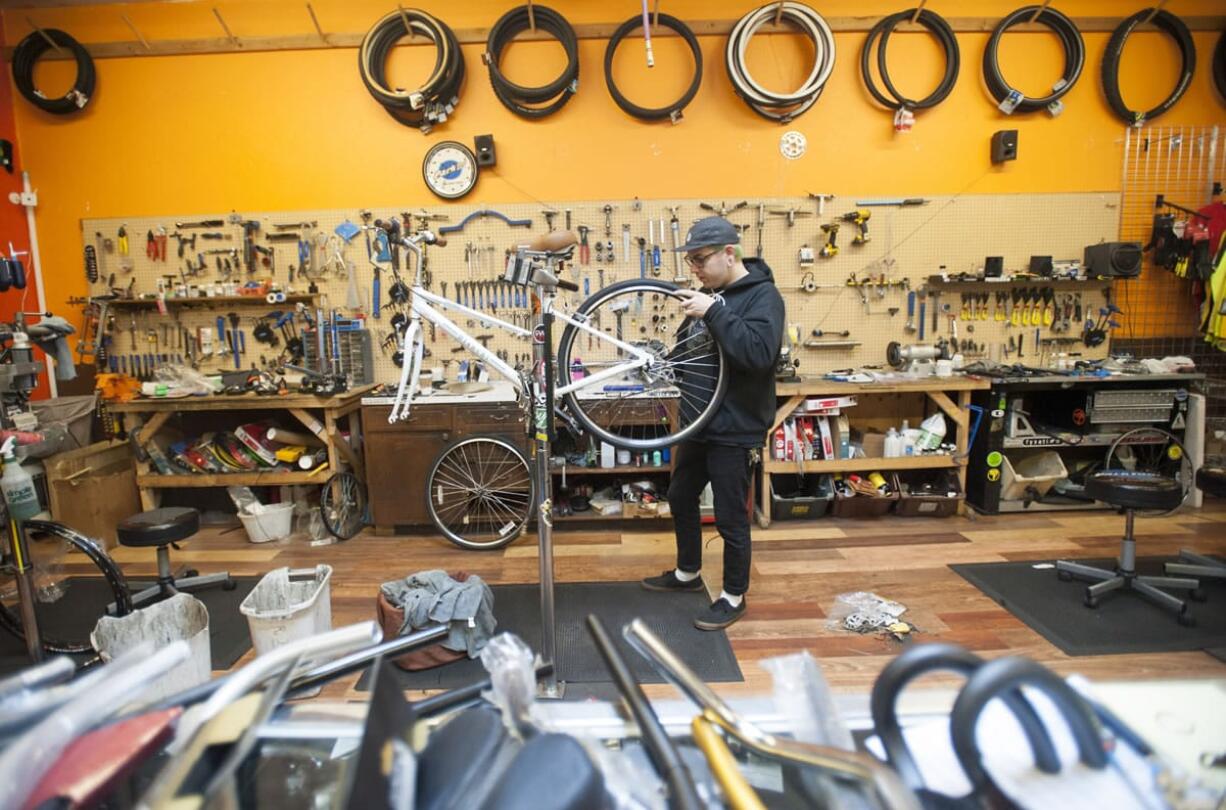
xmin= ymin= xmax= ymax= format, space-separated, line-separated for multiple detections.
xmin=1103 ymin=427 xmax=1192 ymax=515
xmin=427 ymin=435 xmax=534 ymax=550
xmin=0 ymin=521 xmax=131 ymax=655
xmin=320 ymin=471 xmax=368 ymax=540
xmin=556 ymin=279 xmax=728 ymax=451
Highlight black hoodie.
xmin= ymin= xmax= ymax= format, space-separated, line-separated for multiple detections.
xmin=675 ymin=257 xmax=785 ymax=447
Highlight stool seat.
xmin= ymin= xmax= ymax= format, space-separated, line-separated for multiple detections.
xmin=1197 ymin=466 xmax=1226 ymax=498
xmin=117 ymin=507 xmax=200 ymax=548
xmin=1085 ymin=470 xmax=1183 ymax=512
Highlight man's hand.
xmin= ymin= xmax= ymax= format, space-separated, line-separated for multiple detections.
xmin=676 ymin=288 xmax=717 ymax=319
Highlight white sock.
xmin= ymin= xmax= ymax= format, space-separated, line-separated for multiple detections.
xmin=719 ymin=590 xmax=743 ymax=608
xmin=674 ymin=568 xmax=701 ymax=582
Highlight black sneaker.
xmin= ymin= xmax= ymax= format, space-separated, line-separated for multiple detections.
xmin=640 ymin=569 xmax=705 ymax=592
xmin=694 ymin=597 xmax=746 ymax=631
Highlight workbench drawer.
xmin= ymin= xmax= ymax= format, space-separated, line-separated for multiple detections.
xmin=363 ymin=406 xmax=453 ymax=433
xmin=456 ymin=405 xmax=524 ymax=431
xmin=578 ymin=400 xmax=675 ymax=426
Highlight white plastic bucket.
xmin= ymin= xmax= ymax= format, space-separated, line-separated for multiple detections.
xmin=90 ymin=592 xmax=211 ymax=702
xmin=239 ymin=565 xmax=333 ymax=655
xmin=238 ymin=502 xmax=295 ymax=544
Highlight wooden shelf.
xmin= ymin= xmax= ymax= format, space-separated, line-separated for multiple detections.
xmin=137 ymin=470 xmax=327 ymax=487
xmin=775 ymin=377 xmax=990 ymax=396
xmin=551 ymin=464 xmax=672 ymax=476
xmin=106 ymin=295 xmax=316 ymax=309
xmin=764 ymin=456 xmax=959 ymax=474
xmin=554 ymin=511 xmax=669 ymax=522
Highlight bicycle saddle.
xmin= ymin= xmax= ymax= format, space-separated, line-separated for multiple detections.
xmin=521 ymin=229 xmax=578 ymax=253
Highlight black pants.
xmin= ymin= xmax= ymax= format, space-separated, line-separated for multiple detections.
xmin=668 ymin=440 xmax=752 ymax=596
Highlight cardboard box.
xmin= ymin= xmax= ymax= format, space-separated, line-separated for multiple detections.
xmin=860 ymin=431 xmax=887 ymax=459
xmin=44 ymin=441 xmax=141 ymax=549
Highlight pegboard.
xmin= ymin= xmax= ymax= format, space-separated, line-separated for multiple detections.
xmin=79 ymin=190 xmax=1119 ymax=384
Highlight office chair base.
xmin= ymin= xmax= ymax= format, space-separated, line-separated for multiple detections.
xmin=130 ymin=572 xmax=236 ymax=609
xmin=1055 ymin=559 xmax=1200 ymax=626
xmin=1164 ymin=550 xmax=1226 ymax=582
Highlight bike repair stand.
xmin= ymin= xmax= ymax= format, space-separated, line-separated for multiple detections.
xmin=7 ymin=518 xmax=44 ymax=662
xmin=532 ymin=284 xmax=563 ymax=698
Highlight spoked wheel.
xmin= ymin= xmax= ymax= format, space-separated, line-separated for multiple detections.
xmin=320 ymin=471 xmax=368 ymax=540
xmin=427 ymin=435 xmax=534 ymax=551
xmin=556 ymin=279 xmax=728 ymax=451
xmin=0 ymin=521 xmax=132 ymax=655
xmin=1104 ymin=427 xmax=1192 ymax=515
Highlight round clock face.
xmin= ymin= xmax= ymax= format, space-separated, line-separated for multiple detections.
xmin=422 ymin=141 xmax=479 ymax=199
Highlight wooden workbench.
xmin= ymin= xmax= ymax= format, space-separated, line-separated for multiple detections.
xmin=111 ymin=385 xmax=375 ymax=509
xmin=760 ymin=376 xmax=992 ymax=526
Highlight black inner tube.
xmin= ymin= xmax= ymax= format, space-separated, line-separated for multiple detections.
xmin=485 ymin=5 xmax=579 ymax=119
xmin=1102 ymin=8 xmax=1197 ymax=126
xmin=983 ymin=5 xmax=1085 ymax=115
xmin=604 ymin=13 xmax=703 ymax=122
xmin=12 ymin=28 xmax=95 ymax=115
xmin=861 ymin=8 xmax=960 ymax=113
xmin=359 ymin=9 xmax=465 ymax=132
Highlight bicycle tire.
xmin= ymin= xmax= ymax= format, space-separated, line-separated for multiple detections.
xmin=320 ymin=471 xmax=368 ymax=541
xmin=0 ymin=521 xmax=131 ymax=655
xmin=556 ymin=279 xmax=729 ymax=451
xmin=604 ymin=13 xmax=703 ymax=122
xmin=427 ymin=435 xmax=535 ymax=551
xmin=1103 ymin=427 xmax=1191 ymax=516
xmin=1101 ymin=8 xmax=1196 ymax=127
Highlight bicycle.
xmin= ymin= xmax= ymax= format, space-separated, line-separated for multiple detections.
xmin=385 ymin=227 xmax=728 ymax=551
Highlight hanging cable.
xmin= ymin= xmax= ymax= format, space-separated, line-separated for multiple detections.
xmin=484 ymin=5 xmax=579 ymax=119
xmin=983 ymin=5 xmax=1084 ymax=116
xmin=1102 ymin=8 xmax=1196 ymax=127
xmin=359 ymin=9 xmax=465 ymax=133
xmin=860 ymin=7 xmax=959 ymax=128
xmin=12 ymin=28 xmax=95 ymax=115
xmin=725 ymin=2 xmax=836 ymax=123
xmin=1215 ymin=31 xmax=1226 ymax=103
xmin=604 ymin=12 xmax=703 ymax=122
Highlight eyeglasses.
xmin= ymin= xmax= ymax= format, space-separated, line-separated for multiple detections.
xmin=684 ymin=249 xmax=722 ymax=269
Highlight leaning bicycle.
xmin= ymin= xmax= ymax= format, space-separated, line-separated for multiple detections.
xmin=386 ymin=228 xmax=728 ymax=551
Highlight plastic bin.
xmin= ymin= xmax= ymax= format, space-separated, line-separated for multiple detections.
xmin=769 ymin=474 xmax=834 ymax=521
xmin=832 ymin=476 xmax=898 ymax=519
xmin=1001 ymin=452 xmax=1068 ymax=501
xmin=238 ymin=502 xmax=295 ymax=543
xmin=895 ymin=469 xmax=963 ymax=517
xmin=90 ymin=593 xmax=211 ymax=702
xmin=240 ymin=565 xmax=333 ymax=655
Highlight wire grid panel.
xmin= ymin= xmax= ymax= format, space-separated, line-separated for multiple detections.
xmin=80 ymin=191 xmax=1119 ymax=384
xmin=1118 ymin=125 xmax=1223 ymax=342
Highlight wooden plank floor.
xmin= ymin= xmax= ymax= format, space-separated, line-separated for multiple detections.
xmin=104 ymin=503 xmax=1226 ymax=702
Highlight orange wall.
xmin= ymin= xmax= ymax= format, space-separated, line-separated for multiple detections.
xmin=6 ymin=1 xmax=1226 ymax=343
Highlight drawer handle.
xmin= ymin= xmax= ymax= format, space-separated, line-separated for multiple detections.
xmin=489 ymin=414 xmax=510 ymax=422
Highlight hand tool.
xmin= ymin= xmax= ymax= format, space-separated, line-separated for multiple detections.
xmin=175 ymin=219 xmax=225 ymax=229
xmin=904 ymin=291 xmax=917 ymax=333
xmin=841 ymin=209 xmax=871 ymax=244
xmin=819 ymin=223 xmax=839 ymax=257
xmin=576 ymin=226 xmax=590 ymax=265
xmin=931 ymin=290 xmax=941 ymax=334
xmin=649 ymin=221 xmax=661 ymax=276
xmin=216 ymin=316 xmax=228 ymax=356
xmin=918 ymin=291 xmax=927 ymax=340
xmin=172 ymin=232 xmax=197 ymax=259
xmin=698 ymin=200 xmax=748 ymax=218
xmin=667 ymin=207 xmax=683 ymax=280
xmin=768 ymin=207 xmax=813 ymax=228
xmin=854 ymin=198 xmax=929 ymax=206
xmin=806 ymin=192 xmax=835 ymax=216
xmin=602 ymin=204 xmax=616 ymax=239
xmin=755 ymin=203 xmax=767 ymax=258
xmin=622 ymin=223 xmax=631 ymax=265
xmin=1042 ymin=288 xmax=1055 ymax=326
xmin=117 ymin=225 xmax=130 ymax=257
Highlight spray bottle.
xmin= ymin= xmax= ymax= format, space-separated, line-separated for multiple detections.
xmin=1 ymin=437 xmax=40 ymax=522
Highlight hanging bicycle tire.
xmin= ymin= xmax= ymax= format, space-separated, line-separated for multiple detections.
xmin=726 ymin=2 xmax=836 ymax=123
xmin=1101 ymin=8 xmax=1196 ymax=127
xmin=11 ymin=28 xmax=95 ymax=115
xmin=983 ymin=5 xmax=1084 ymax=115
xmin=426 ymin=435 xmax=534 ymax=551
xmin=1214 ymin=31 xmax=1226 ymax=103
xmin=358 ymin=9 xmax=465 ymax=132
xmin=0 ymin=521 xmax=131 ymax=655
xmin=861 ymin=7 xmax=959 ymax=117
xmin=485 ymin=4 xmax=579 ymax=119
xmin=604 ymin=13 xmax=703 ymax=122
xmin=556 ymin=279 xmax=729 ymax=452
xmin=320 ymin=471 xmax=368 ymax=541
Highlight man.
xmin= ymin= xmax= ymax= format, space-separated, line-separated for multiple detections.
xmin=641 ymin=216 xmax=785 ymax=630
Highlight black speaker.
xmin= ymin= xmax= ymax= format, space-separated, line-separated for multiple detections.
xmin=474 ymin=134 xmax=496 ymax=168
xmin=984 ymin=256 xmax=1004 ymax=278
xmin=991 ymin=130 xmax=1018 ymax=163
xmin=1029 ymin=255 xmax=1053 ymax=277
xmin=1084 ymin=242 xmax=1142 ymax=278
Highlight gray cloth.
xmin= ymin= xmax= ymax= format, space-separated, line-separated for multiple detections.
xmin=380 ymin=570 xmax=496 ymax=658
xmin=30 ymin=316 xmax=77 ymax=382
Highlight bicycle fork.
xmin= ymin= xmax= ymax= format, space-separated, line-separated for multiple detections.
xmin=533 ymin=293 xmax=562 ymax=698
xmin=5 ymin=517 xmax=43 ymax=662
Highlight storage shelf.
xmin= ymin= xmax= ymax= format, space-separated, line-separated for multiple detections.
xmin=550 ymin=464 xmax=672 ymax=476
xmin=106 ymin=294 xmax=316 ymax=309
xmin=137 ymin=470 xmax=327 ymax=487
xmin=553 ymin=511 xmax=669 ymax=522
xmin=1001 ymin=432 xmax=1173 ymax=449
xmin=764 ymin=456 xmax=958 ymax=474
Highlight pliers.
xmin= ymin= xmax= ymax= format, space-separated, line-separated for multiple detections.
xmin=146 ymin=228 xmax=167 ymax=262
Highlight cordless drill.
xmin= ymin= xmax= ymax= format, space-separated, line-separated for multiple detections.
xmin=819 ymin=223 xmax=840 ymax=258
xmin=841 ymin=209 xmax=871 ymax=245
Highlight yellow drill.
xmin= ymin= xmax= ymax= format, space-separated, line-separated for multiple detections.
xmin=819 ymin=222 xmax=840 ymax=258
xmin=841 ymin=209 xmax=871 ymax=244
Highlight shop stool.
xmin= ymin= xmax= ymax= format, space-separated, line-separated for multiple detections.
xmin=1055 ymin=470 xmax=1201 ymax=626
xmin=1164 ymin=466 xmax=1226 ymax=583
xmin=118 ymin=507 xmax=235 ymax=608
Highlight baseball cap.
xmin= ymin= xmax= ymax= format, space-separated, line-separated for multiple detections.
xmin=673 ymin=216 xmax=740 ymax=252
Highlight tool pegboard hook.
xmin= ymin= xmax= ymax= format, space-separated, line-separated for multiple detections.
xmin=212 ymin=8 xmax=239 ymax=47
xmin=121 ymin=14 xmax=152 ymax=52
xmin=526 ymin=0 xmax=536 ymax=32
xmin=910 ymin=0 xmax=928 ymax=24
xmin=773 ymin=1 xmax=786 ymax=25
xmin=1142 ymin=0 xmax=1169 ymax=25
xmin=1028 ymin=0 xmax=1053 ymax=23
xmin=397 ymin=4 xmax=415 ymax=40
xmin=652 ymin=0 xmax=661 ymax=28
xmin=305 ymin=3 xmax=328 ymax=43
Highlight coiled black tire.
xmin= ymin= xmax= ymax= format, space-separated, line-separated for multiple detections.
xmin=983 ymin=5 xmax=1084 ymax=115
xmin=12 ymin=28 xmax=95 ymax=115
xmin=861 ymin=8 xmax=959 ymax=113
xmin=359 ymin=9 xmax=465 ymax=132
xmin=0 ymin=521 xmax=131 ymax=655
xmin=1214 ymin=31 xmax=1226 ymax=103
xmin=604 ymin=13 xmax=703 ymax=122
xmin=485 ymin=5 xmax=579 ymax=119
xmin=1102 ymin=9 xmax=1196 ymax=126
xmin=727 ymin=2 xmax=836 ymax=123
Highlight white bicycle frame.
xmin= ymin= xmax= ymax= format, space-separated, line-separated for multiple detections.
xmin=386 ymin=246 xmax=662 ymax=423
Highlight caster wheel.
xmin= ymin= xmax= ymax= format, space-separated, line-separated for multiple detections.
xmin=222 ymin=578 xmax=238 ymax=591
xmin=1190 ymin=588 xmax=1207 ymax=602
xmin=1177 ymin=611 xmax=1196 ymax=628
xmin=1084 ymin=595 xmax=1099 ymax=609
xmin=1057 ymin=570 xmax=1073 ymax=582
xmin=184 ymin=569 xmax=200 ymax=578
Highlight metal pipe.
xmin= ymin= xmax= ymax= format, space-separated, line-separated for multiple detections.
xmin=10 ymin=519 xmax=43 ymax=663
xmin=12 ymin=172 xmax=55 ymax=396
xmin=286 ymin=624 xmax=448 ymax=697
